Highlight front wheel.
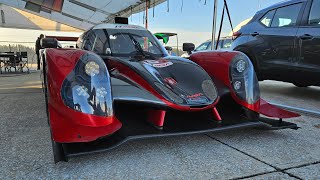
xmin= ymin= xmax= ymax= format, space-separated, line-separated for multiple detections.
xmin=46 ymin=93 xmax=67 ymax=163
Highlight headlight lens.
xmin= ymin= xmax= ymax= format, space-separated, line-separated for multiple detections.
xmin=230 ymin=54 xmax=260 ymax=104
xmin=61 ymin=52 xmax=113 ymax=116
xmin=235 ymin=59 xmax=247 ymax=73
xmin=202 ymin=80 xmax=218 ymax=101
xmin=85 ymin=61 xmax=100 ymax=76
xmin=233 ymin=81 xmax=242 ymax=90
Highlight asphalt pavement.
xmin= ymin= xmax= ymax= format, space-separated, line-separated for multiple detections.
xmin=0 ymin=72 xmax=319 ymax=179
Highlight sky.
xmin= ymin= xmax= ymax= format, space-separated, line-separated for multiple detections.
xmin=0 ymin=0 xmax=282 ymax=48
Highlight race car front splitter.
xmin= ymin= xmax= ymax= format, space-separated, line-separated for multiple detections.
xmin=61 ymin=108 xmax=298 ymax=160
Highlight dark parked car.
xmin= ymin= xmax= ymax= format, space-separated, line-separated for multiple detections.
xmin=232 ymin=0 xmax=320 ymax=87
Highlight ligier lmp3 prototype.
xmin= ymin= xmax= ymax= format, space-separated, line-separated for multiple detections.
xmin=41 ymin=23 xmax=300 ymax=163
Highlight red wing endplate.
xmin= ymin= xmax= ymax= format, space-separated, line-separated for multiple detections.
xmin=46 ymin=36 xmax=78 ymax=41
xmin=259 ymin=99 xmax=300 ymax=118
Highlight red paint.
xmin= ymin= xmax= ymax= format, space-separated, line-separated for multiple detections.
xmin=187 ymin=93 xmax=203 ymax=98
xmin=213 ymin=107 xmax=222 ymax=121
xmin=190 ymin=51 xmax=237 ymax=89
xmin=189 ymin=51 xmax=299 ymax=119
xmin=259 ymin=99 xmax=300 ymax=118
xmin=147 ymin=110 xmax=166 ymax=127
xmin=49 ymin=105 xmax=121 ymax=143
xmin=46 ymin=36 xmax=78 ymax=42
xmin=232 ymin=31 xmax=242 ymax=40
xmin=164 ymin=77 xmax=177 ymax=85
xmin=45 ymin=49 xmax=122 ymax=143
xmin=189 ymin=51 xmax=257 ymax=111
xmin=52 ymin=0 xmax=64 ymax=12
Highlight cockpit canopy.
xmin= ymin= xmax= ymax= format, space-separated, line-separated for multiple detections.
xmin=77 ymin=24 xmax=168 ymax=58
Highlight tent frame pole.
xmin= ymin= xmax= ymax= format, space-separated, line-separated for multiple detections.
xmin=211 ymin=0 xmax=218 ymax=50
xmin=145 ymin=0 xmax=149 ymax=29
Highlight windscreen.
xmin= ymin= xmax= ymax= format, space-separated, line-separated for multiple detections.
xmin=85 ymin=29 xmax=167 ymax=58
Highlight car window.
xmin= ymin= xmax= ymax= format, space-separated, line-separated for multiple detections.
xmin=87 ymin=29 xmax=165 ymax=57
xmin=260 ymin=10 xmax=276 ymax=27
xmin=83 ymin=31 xmax=95 ymax=51
xmin=271 ymin=3 xmax=302 ymax=27
xmin=207 ymin=42 xmax=213 ymax=50
xmin=195 ymin=42 xmax=209 ymax=51
xmin=222 ymin=39 xmax=232 ymax=49
xmin=309 ymin=0 xmax=320 ymax=26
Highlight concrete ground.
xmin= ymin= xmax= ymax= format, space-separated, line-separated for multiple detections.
xmin=0 ymin=72 xmax=319 ymax=179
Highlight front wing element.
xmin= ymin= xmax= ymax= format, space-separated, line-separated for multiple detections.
xmin=259 ymin=99 xmax=301 ymax=119
xmin=60 ymin=108 xmax=298 ymax=160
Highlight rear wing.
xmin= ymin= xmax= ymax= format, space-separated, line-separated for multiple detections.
xmin=41 ymin=36 xmax=79 ymax=49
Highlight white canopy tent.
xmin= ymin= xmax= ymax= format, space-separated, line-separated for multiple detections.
xmin=0 ymin=0 xmax=166 ymax=32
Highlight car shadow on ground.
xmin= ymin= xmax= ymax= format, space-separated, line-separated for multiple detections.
xmin=260 ymin=81 xmax=320 ymax=101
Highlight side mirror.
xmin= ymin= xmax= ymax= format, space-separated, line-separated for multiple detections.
xmin=40 ymin=38 xmax=59 ymax=48
xmin=165 ymin=46 xmax=173 ymax=51
xmin=183 ymin=43 xmax=195 ymax=54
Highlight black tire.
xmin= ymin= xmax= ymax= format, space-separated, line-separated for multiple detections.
xmin=44 ymin=71 xmax=50 ymax=126
xmin=44 ymin=71 xmax=68 ymax=163
xmin=51 ymin=138 xmax=67 ymax=163
xmin=44 ymin=87 xmax=50 ymax=125
xmin=47 ymin=107 xmax=68 ymax=163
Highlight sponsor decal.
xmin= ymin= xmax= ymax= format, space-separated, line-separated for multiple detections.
xmin=144 ymin=59 xmax=173 ymax=68
xmin=187 ymin=93 xmax=203 ymax=98
xmin=186 ymin=93 xmax=209 ymax=105
xmin=164 ymin=77 xmax=177 ymax=85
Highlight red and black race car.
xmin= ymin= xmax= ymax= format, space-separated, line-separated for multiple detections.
xmin=40 ymin=23 xmax=300 ymax=163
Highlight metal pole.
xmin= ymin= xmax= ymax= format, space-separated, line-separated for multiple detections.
xmin=145 ymin=0 xmax=148 ymax=29
xmin=211 ymin=0 xmax=218 ymax=50
xmin=144 ymin=0 xmax=149 ymax=51
xmin=176 ymin=35 xmax=179 ymax=56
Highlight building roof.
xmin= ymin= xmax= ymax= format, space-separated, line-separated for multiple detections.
xmin=0 ymin=0 xmax=166 ymax=31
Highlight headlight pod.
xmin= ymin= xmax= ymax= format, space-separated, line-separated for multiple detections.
xmin=61 ymin=52 xmax=113 ymax=117
xmin=85 ymin=61 xmax=100 ymax=76
xmin=230 ymin=54 xmax=260 ymax=104
xmin=235 ymin=59 xmax=247 ymax=73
